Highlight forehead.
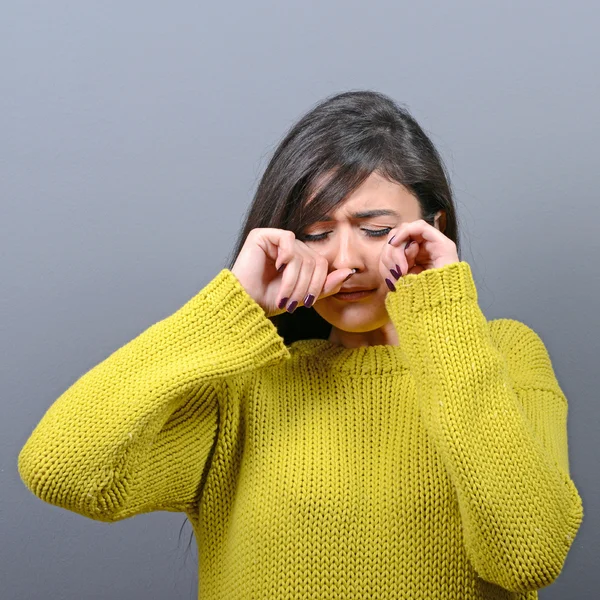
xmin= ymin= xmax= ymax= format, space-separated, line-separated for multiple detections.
xmin=306 ymin=170 xmax=420 ymax=221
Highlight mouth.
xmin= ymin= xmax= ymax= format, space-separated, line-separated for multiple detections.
xmin=333 ymin=288 xmax=376 ymax=301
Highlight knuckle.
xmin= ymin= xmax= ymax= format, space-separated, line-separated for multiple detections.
xmin=304 ymin=256 xmax=315 ymax=268
xmin=316 ymin=256 xmax=328 ymax=270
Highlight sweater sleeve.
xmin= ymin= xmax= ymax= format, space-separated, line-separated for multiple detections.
xmin=18 ymin=268 xmax=290 ymax=522
xmin=385 ymin=261 xmax=583 ymax=593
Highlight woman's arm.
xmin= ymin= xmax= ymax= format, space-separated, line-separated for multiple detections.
xmin=18 ymin=269 xmax=290 ymax=522
xmin=386 ymin=261 xmax=583 ymax=593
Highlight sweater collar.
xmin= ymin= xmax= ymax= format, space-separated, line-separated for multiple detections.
xmin=288 ymin=339 xmax=409 ymax=375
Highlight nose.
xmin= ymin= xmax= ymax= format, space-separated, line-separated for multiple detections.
xmin=325 ymin=225 xmax=367 ymax=274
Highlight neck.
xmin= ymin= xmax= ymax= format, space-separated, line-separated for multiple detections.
xmin=327 ymin=320 xmax=399 ymax=349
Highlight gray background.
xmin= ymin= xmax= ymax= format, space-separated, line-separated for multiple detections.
xmin=2 ymin=1 xmax=597 ymax=598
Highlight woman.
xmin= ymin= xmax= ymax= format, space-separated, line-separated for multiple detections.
xmin=18 ymin=90 xmax=583 ymax=599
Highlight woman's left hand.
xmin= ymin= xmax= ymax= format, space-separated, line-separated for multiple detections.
xmin=379 ymin=219 xmax=460 ymax=291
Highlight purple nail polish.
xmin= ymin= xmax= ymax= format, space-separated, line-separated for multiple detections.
xmin=286 ymin=300 xmax=298 ymax=313
xmin=395 ymin=264 xmax=403 ymax=277
xmin=278 ymin=297 xmax=289 ymax=310
xmin=385 ymin=278 xmax=396 ymax=292
xmin=388 ymin=235 xmax=396 ymax=245
xmin=304 ymin=293 xmax=315 ymax=308
xmin=277 ymin=263 xmax=287 ymax=273
xmin=390 ymin=268 xmax=400 ymax=280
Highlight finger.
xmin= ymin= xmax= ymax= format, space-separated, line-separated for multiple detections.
xmin=388 ymin=219 xmax=447 ymax=248
xmin=398 ymin=241 xmax=423 ymax=278
xmin=383 ymin=257 xmax=407 ymax=287
xmin=277 ymin=257 xmax=305 ymax=312
xmin=404 ymin=240 xmax=420 ymax=273
xmin=293 ymin=240 xmax=355 ymax=302
xmin=321 ymin=267 xmax=357 ymax=298
xmin=284 ymin=247 xmax=318 ymax=312
xmin=384 ymin=219 xmax=441 ymax=278
xmin=275 ymin=235 xmax=302 ymax=310
xmin=273 ymin=229 xmax=296 ymax=272
xmin=303 ymin=255 xmax=329 ymax=308
xmin=382 ymin=239 xmax=410 ymax=284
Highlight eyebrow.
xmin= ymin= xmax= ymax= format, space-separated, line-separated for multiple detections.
xmin=311 ymin=209 xmax=401 ymax=222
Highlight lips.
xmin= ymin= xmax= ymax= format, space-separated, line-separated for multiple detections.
xmin=334 ymin=288 xmax=376 ymax=301
xmin=337 ymin=287 xmax=375 ymax=293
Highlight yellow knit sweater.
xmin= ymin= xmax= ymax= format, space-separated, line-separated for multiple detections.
xmin=18 ymin=261 xmax=583 ymax=599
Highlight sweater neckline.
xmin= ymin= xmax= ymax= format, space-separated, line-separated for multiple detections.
xmin=288 ymin=338 xmax=409 ymax=375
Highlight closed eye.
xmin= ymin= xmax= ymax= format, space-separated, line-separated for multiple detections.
xmin=301 ymin=228 xmax=392 ymax=242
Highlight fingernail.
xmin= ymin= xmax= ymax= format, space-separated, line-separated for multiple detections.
xmin=390 ymin=268 xmax=400 ymax=280
xmin=277 ymin=263 xmax=287 ymax=273
xmin=278 ymin=297 xmax=289 ymax=310
xmin=344 ymin=269 xmax=357 ymax=282
xmin=405 ymin=240 xmax=413 ymax=250
xmin=286 ymin=300 xmax=298 ymax=313
xmin=395 ymin=264 xmax=403 ymax=277
xmin=388 ymin=235 xmax=396 ymax=245
xmin=304 ymin=293 xmax=315 ymax=308
xmin=385 ymin=278 xmax=396 ymax=292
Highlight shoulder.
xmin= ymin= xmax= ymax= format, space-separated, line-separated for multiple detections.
xmin=487 ymin=318 xmax=563 ymax=394
xmin=487 ymin=318 xmax=546 ymax=354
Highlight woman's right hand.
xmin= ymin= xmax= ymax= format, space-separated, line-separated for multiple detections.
xmin=231 ymin=228 xmax=356 ymax=318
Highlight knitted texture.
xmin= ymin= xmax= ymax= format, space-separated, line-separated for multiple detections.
xmin=18 ymin=261 xmax=583 ymax=599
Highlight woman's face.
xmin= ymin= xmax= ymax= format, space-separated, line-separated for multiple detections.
xmin=300 ymin=171 xmax=428 ymax=335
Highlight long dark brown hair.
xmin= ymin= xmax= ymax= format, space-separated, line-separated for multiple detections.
xmin=179 ymin=89 xmax=462 ymax=570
